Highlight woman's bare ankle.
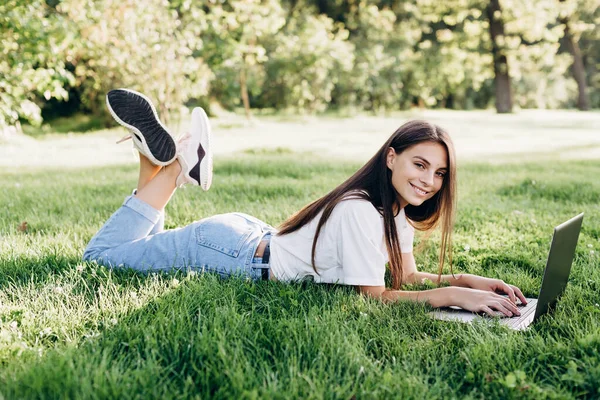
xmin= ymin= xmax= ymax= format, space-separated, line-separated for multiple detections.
xmin=137 ymin=161 xmax=161 ymax=192
xmin=166 ymin=160 xmax=182 ymax=175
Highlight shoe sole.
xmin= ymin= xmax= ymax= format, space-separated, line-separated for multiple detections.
xmin=106 ymin=89 xmax=177 ymax=166
xmin=188 ymin=107 xmax=213 ymax=191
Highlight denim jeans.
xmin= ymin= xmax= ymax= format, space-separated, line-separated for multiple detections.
xmin=83 ymin=195 xmax=276 ymax=280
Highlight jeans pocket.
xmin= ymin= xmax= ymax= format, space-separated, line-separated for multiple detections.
xmin=195 ymin=214 xmax=254 ymax=258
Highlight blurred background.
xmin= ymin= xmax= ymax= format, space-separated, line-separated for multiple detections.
xmin=1 ymin=0 xmax=598 ymax=137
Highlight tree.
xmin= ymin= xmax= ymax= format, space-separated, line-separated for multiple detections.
xmin=331 ymin=1 xmax=405 ymax=111
xmin=3 ymin=0 xmax=599 ymax=127
xmin=0 ymin=0 xmax=74 ymax=132
xmin=500 ymin=0 xmax=573 ymax=109
xmin=558 ymin=0 xmax=597 ymax=110
xmin=577 ymin=3 xmax=600 ymax=108
xmin=260 ymin=8 xmax=354 ymax=112
xmin=405 ymin=0 xmax=494 ymax=109
xmin=57 ymin=0 xmax=212 ymax=125
xmin=200 ymin=0 xmax=286 ymax=118
xmin=485 ymin=0 xmax=513 ymax=113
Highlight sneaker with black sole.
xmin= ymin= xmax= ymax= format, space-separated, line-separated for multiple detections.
xmin=176 ymin=107 xmax=213 ymax=190
xmin=106 ymin=88 xmax=177 ymax=166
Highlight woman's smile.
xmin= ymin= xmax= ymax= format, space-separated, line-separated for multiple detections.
xmin=409 ymin=182 xmax=429 ymax=196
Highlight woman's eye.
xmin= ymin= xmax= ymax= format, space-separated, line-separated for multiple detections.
xmin=415 ymin=163 xmax=425 ymax=169
xmin=436 ymin=172 xmax=446 ymax=178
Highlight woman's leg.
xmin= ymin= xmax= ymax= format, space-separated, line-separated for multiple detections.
xmin=83 ymin=156 xmax=182 ymax=265
xmin=83 ymin=97 xmax=214 ymax=272
xmin=83 ymin=162 xmax=265 ymax=275
xmin=135 ymin=160 xmax=182 ymax=212
xmin=137 ymin=154 xmax=165 ymax=234
xmin=84 ymin=158 xmax=272 ymax=277
xmin=137 ymin=154 xmax=162 ymax=192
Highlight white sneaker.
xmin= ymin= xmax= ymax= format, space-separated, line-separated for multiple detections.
xmin=175 ymin=107 xmax=213 ymax=190
xmin=106 ymin=88 xmax=177 ymax=166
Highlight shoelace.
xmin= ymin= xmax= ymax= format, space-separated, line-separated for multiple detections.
xmin=176 ymin=132 xmax=192 ymax=154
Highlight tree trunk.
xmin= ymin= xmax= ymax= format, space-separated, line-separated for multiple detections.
xmin=486 ymin=0 xmax=513 ymax=113
xmin=561 ymin=16 xmax=590 ymax=111
xmin=240 ymin=67 xmax=251 ymax=120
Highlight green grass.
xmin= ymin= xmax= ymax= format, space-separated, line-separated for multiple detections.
xmin=1 ymin=151 xmax=599 ymax=399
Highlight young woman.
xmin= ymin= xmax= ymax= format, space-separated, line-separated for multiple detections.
xmin=84 ymin=89 xmax=527 ymax=317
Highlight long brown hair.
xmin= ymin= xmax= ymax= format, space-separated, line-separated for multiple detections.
xmin=278 ymin=120 xmax=457 ymax=289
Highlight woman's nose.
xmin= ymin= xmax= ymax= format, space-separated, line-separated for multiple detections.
xmin=420 ymin=172 xmax=434 ymax=186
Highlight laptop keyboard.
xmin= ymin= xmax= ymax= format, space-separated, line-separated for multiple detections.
xmin=503 ymin=299 xmax=538 ymax=328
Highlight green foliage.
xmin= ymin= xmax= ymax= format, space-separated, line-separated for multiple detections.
xmin=0 ymin=0 xmax=74 ymax=127
xmin=406 ymin=0 xmax=494 ymax=109
xmin=500 ymin=0 xmax=577 ymax=108
xmin=260 ymin=9 xmax=354 ymax=112
xmin=199 ymin=0 xmax=287 ymax=110
xmin=57 ymin=0 xmax=212 ymax=123
xmin=333 ymin=1 xmax=409 ymax=110
xmin=572 ymin=0 xmax=600 ymax=106
xmin=1 ymin=0 xmax=599 ymax=131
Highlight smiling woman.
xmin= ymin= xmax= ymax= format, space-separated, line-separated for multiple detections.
xmin=84 ymin=91 xmax=527 ymax=319
xmin=275 ymin=121 xmax=526 ymax=317
xmin=276 ymin=121 xmax=456 ymax=291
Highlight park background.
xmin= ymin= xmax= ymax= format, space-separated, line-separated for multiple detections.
xmin=1 ymin=0 xmax=599 ymax=132
xmin=2 ymin=0 xmax=600 ymax=399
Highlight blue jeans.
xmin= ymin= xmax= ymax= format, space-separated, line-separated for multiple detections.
xmin=83 ymin=195 xmax=275 ymax=280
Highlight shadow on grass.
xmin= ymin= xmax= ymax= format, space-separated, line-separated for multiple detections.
xmin=0 ymin=275 xmax=365 ymax=398
xmin=0 ymin=253 xmax=82 ymax=289
xmin=3 ymin=267 xmax=600 ymax=399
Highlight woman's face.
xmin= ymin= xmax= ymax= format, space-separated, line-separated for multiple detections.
xmin=386 ymin=141 xmax=448 ymax=208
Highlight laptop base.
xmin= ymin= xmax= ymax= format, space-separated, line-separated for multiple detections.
xmin=428 ymin=298 xmax=538 ymax=331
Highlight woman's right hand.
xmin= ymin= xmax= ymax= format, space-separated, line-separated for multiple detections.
xmin=445 ymin=286 xmax=521 ymax=317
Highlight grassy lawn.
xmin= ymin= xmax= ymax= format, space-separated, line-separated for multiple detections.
xmin=1 ymin=116 xmax=600 ymax=398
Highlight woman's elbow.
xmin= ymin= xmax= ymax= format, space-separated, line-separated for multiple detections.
xmin=403 ymin=273 xmax=418 ymax=285
xmin=356 ymin=285 xmax=386 ymax=299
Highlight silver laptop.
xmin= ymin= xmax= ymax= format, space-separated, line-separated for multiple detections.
xmin=429 ymin=213 xmax=584 ymax=330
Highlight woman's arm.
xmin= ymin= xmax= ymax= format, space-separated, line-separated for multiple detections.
xmin=356 ymin=252 xmax=524 ymax=316
xmin=401 ymin=251 xmax=527 ymax=306
xmin=357 ymin=284 xmax=453 ymax=308
xmin=356 ymin=284 xmax=521 ymax=316
xmin=355 ymin=252 xmax=466 ymax=307
xmin=401 ymin=252 xmax=470 ymax=287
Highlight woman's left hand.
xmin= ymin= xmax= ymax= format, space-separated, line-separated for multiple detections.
xmin=459 ymin=274 xmax=528 ymax=306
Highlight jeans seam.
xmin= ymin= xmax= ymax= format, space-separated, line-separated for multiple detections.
xmin=123 ymin=196 xmax=161 ymax=225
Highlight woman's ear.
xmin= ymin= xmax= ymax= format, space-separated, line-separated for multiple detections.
xmin=386 ymin=147 xmax=396 ymax=170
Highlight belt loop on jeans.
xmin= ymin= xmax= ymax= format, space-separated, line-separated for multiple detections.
xmin=252 ymin=232 xmax=272 ymax=281
xmin=261 ymin=241 xmax=271 ymax=281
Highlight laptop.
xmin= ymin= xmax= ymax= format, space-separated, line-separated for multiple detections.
xmin=429 ymin=213 xmax=584 ymax=330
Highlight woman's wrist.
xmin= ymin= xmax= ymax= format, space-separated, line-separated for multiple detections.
xmin=449 ymin=273 xmax=472 ymax=288
xmin=414 ymin=272 xmax=472 ymax=288
xmin=377 ymin=286 xmax=466 ymax=309
xmin=424 ymin=287 xmax=456 ymax=308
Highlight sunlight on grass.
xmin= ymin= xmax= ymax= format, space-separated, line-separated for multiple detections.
xmin=5 ymin=110 xmax=600 ymax=170
xmin=1 ymin=116 xmax=600 ymax=398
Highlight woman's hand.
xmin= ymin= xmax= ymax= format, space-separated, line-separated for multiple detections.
xmin=447 ymin=287 xmax=523 ymax=317
xmin=459 ymin=274 xmax=527 ymax=306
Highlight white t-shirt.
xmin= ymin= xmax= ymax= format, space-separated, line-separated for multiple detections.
xmin=269 ymin=198 xmax=414 ymax=286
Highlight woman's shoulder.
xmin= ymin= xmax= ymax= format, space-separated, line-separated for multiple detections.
xmin=395 ymin=207 xmax=412 ymax=228
xmin=335 ymin=194 xmax=381 ymax=218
